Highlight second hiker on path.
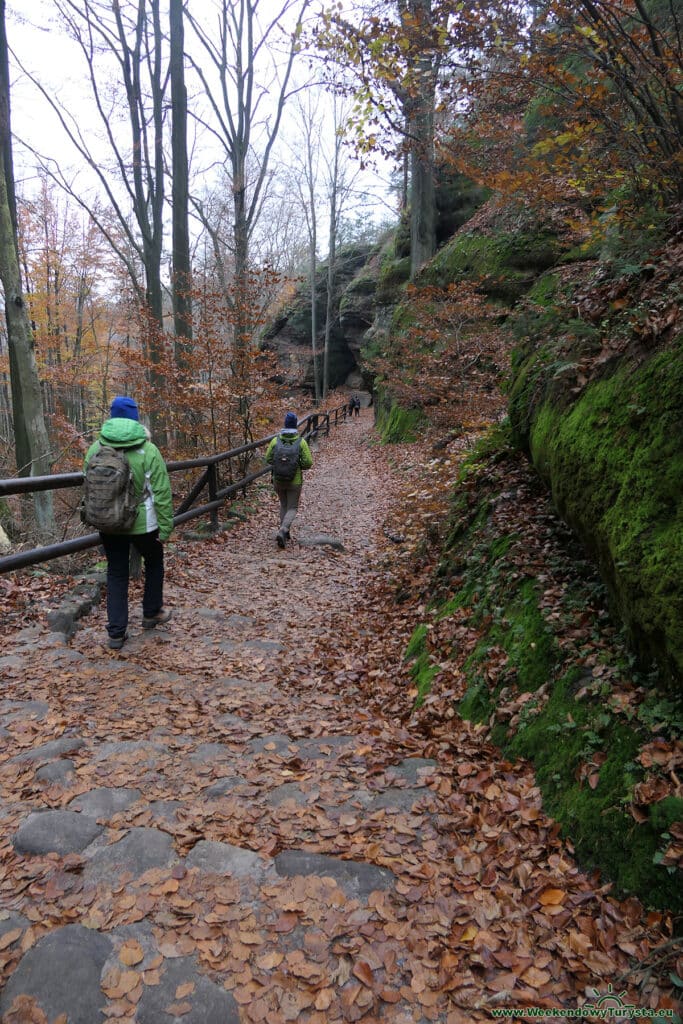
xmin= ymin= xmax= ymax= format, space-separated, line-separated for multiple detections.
xmin=265 ymin=411 xmax=313 ymax=548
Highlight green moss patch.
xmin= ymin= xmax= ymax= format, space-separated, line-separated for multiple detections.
xmin=507 ymin=671 xmax=680 ymax=909
xmin=404 ymin=625 xmax=441 ymax=705
xmin=528 ymin=338 xmax=683 ymax=682
xmin=376 ymin=401 xmax=427 ymax=444
xmin=376 ymin=256 xmax=411 ymax=304
xmin=420 ymin=229 xmax=562 ymax=302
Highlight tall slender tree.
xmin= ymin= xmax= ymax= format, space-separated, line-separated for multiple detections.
xmin=314 ymin=0 xmax=441 ymax=276
xmin=0 ymin=0 xmax=54 ymax=536
xmin=186 ymin=0 xmax=311 ymax=403
xmin=401 ymin=0 xmax=436 ymax=275
xmin=321 ymin=95 xmax=363 ymax=398
xmin=288 ymin=92 xmax=322 ymax=402
xmin=21 ymin=0 xmax=168 ymax=423
xmin=170 ymin=0 xmax=192 ymax=355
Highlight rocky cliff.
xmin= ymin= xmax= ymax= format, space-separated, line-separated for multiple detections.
xmin=261 ymin=243 xmax=382 ymax=393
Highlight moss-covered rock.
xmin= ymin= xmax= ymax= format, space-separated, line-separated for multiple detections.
xmin=375 ymin=398 xmax=427 ymax=444
xmin=434 ymin=171 xmax=491 ymax=246
xmin=420 ymin=229 xmax=563 ymax=302
xmin=375 ymin=238 xmax=412 ymax=306
xmin=262 ymin=243 xmax=379 ymax=392
xmin=524 ymin=338 xmax=683 ymax=682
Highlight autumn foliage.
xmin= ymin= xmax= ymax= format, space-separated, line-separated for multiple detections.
xmin=368 ymin=281 xmax=509 ymax=430
xmin=441 ymin=0 xmax=683 ymax=216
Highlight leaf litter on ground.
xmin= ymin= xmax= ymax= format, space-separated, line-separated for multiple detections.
xmin=0 ymin=410 xmax=680 ymax=1023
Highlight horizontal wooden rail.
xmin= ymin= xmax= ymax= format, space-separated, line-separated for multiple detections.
xmin=0 ymin=473 xmax=83 ymax=496
xmin=0 ymin=404 xmax=348 ymax=575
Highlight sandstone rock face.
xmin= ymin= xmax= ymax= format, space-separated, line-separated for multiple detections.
xmin=262 ymin=244 xmax=379 ymax=392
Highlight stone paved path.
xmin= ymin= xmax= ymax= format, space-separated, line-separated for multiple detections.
xmin=0 ymin=414 xmax=454 ymax=1023
xmin=0 ymin=413 xmax=675 ymax=1023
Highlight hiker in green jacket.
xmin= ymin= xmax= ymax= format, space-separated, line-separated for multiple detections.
xmin=84 ymin=396 xmax=173 ymax=650
xmin=265 ymin=412 xmax=313 ymax=548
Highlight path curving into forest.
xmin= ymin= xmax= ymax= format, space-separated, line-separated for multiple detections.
xmin=0 ymin=411 xmax=676 ymax=1023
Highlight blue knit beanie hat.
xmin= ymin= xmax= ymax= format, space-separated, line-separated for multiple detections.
xmin=110 ymin=395 xmax=139 ymax=421
xmin=284 ymin=412 xmax=298 ymax=429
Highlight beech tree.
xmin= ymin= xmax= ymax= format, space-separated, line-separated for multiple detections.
xmin=320 ymin=95 xmax=365 ymax=399
xmin=0 ymin=0 xmax=54 ymax=536
xmin=170 ymin=0 xmax=192 ymax=354
xmin=17 ymin=175 xmax=111 ymax=437
xmin=534 ymin=0 xmax=683 ymax=205
xmin=285 ymin=92 xmax=322 ymax=402
xmin=22 ymin=0 xmax=168 ymax=414
xmin=315 ymin=0 xmax=442 ymax=277
xmin=315 ymin=0 xmax=525 ymax=275
xmin=185 ymin=0 xmax=311 ymax=397
xmin=284 ymin=87 xmax=368 ymax=400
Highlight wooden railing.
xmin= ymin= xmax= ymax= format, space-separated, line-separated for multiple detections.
xmin=0 ymin=404 xmax=350 ymax=575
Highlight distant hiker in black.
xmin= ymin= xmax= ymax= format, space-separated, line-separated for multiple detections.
xmin=349 ymin=394 xmax=361 ymax=417
xmin=265 ymin=412 xmax=313 ymax=548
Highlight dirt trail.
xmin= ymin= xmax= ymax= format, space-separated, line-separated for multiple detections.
xmin=0 ymin=412 xmax=676 ymax=1023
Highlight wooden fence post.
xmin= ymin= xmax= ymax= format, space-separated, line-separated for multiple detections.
xmin=208 ymin=462 xmax=219 ymax=531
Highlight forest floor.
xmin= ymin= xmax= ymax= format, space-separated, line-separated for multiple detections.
xmin=0 ymin=410 xmax=680 ymax=1024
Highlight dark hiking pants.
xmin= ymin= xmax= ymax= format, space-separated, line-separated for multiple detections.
xmin=101 ymin=530 xmax=164 ymax=639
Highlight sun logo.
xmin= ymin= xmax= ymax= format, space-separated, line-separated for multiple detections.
xmin=582 ymin=983 xmax=637 ymax=1016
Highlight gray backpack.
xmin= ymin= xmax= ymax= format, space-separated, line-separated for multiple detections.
xmin=82 ymin=443 xmax=141 ymax=531
xmin=272 ymin=434 xmax=301 ymax=483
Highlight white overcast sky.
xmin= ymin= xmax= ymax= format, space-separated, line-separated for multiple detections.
xmin=5 ymin=0 xmax=395 ymax=232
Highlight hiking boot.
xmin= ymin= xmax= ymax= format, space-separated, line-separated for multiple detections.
xmin=276 ymin=531 xmax=286 ymax=548
xmin=108 ymin=633 xmax=128 ymax=650
xmin=141 ymin=608 xmax=173 ymax=630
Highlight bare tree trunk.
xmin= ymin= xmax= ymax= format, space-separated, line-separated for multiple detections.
xmin=288 ymin=92 xmax=361 ymax=399
xmin=323 ymin=96 xmax=359 ymax=398
xmin=406 ymin=0 xmax=436 ymax=277
xmin=0 ymin=0 xmax=54 ymax=538
xmin=187 ymin=0 xmax=311 ymax=417
xmin=1 ymin=3 xmax=27 ymax=476
xmin=305 ymin=116 xmax=320 ymax=403
xmin=323 ymin=158 xmax=338 ymax=401
xmin=232 ymin=155 xmax=250 ymax=376
xmin=170 ymin=0 xmax=192 ymax=356
xmin=310 ymin=239 xmax=319 ymax=404
xmin=408 ymin=94 xmax=435 ymax=277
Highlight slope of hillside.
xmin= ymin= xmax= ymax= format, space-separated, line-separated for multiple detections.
xmin=354 ymin=197 xmax=683 ymax=909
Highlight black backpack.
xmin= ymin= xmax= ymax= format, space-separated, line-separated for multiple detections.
xmin=272 ymin=434 xmax=302 ymax=483
xmin=81 ymin=443 xmax=141 ymax=531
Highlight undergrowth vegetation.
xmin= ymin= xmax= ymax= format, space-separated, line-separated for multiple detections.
xmin=365 ymin=192 xmax=682 ymax=910
xmin=403 ymin=427 xmax=683 ymax=911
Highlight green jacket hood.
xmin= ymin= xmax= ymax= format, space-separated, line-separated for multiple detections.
xmin=99 ymin=418 xmax=149 ymax=448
